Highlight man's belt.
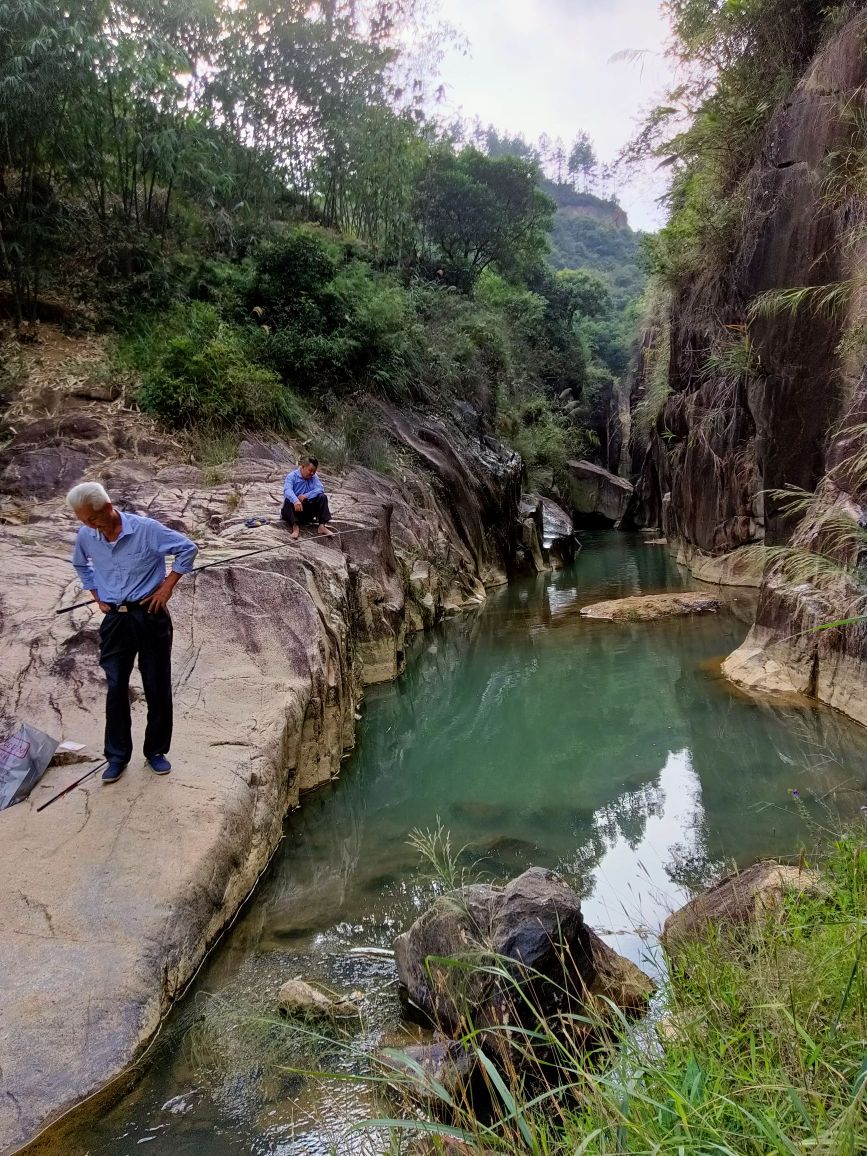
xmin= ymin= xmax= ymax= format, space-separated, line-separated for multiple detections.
xmin=107 ymin=588 xmax=161 ymax=613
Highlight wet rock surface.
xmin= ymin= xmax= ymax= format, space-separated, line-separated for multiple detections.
xmin=0 ymin=379 xmax=521 ymax=1153
xmin=580 ymin=593 xmax=720 ymax=621
xmin=517 ymin=493 xmax=575 ymax=573
xmin=379 ymin=1040 xmax=474 ymax=1104
xmin=277 ymin=978 xmax=359 ymax=1019
xmin=393 ymin=867 xmax=652 ymax=1041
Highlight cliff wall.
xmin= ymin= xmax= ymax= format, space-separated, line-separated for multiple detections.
xmin=628 ymin=12 xmax=867 ymax=722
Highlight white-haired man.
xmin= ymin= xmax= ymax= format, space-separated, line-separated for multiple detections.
xmin=67 ymin=482 xmax=198 ymax=784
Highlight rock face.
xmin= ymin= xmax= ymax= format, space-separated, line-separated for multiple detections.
xmin=677 ymin=545 xmax=764 ymax=589
xmin=662 ymin=862 xmax=821 ymax=951
xmin=624 ymin=11 xmax=867 ymax=723
xmin=580 ymin=593 xmax=720 ymax=622
xmin=393 ymin=867 xmax=653 ymax=1040
xmin=565 ymin=459 xmax=633 ymax=525
xmin=379 ymin=1040 xmax=474 ymax=1104
xmin=0 ymin=370 xmax=522 ymax=1154
xmin=722 ymin=565 xmax=867 ymax=726
xmin=517 ymin=493 xmax=576 ymax=572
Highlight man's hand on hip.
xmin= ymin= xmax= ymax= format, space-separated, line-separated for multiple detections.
xmin=89 ymin=590 xmax=110 ymax=614
xmin=142 ymin=573 xmax=181 ymax=613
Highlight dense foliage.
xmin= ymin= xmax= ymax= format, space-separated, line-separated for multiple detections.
xmin=0 ymin=0 xmax=646 ymax=485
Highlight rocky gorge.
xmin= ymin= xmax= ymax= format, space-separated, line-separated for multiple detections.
xmin=0 ymin=335 xmax=575 ymax=1155
xmin=625 ymin=9 xmax=867 ymax=729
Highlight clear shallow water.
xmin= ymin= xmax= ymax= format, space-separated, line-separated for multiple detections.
xmin=60 ymin=533 xmax=867 ymax=1155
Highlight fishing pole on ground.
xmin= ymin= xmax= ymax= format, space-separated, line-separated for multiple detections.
xmin=55 ymin=522 xmax=371 ymax=616
xmin=36 ymin=760 xmax=108 ymax=812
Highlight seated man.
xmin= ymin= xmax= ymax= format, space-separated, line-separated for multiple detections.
xmin=281 ymin=456 xmax=334 ymax=540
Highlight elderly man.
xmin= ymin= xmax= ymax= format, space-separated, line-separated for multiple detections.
xmin=281 ymin=456 xmax=334 ymax=540
xmin=67 ymin=482 xmax=198 ymax=784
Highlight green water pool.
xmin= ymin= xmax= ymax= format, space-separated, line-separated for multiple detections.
xmin=66 ymin=532 xmax=867 ymax=1155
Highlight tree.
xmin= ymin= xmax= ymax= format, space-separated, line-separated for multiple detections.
xmin=414 ymin=148 xmax=555 ymax=289
xmin=554 ymin=268 xmax=610 ymax=325
xmin=568 ymin=131 xmax=597 ymax=192
xmin=0 ymin=0 xmax=100 ymax=324
xmin=551 ymin=137 xmax=567 ymax=184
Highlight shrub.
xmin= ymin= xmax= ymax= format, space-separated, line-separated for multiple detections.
xmin=248 ymin=226 xmax=340 ymax=327
xmin=123 ymin=303 xmax=308 ymax=431
xmin=310 ymin=407 xmax=396 ymax=475
xmin=248 ymin=227 xmax=424 ymax=401
xmin=497 ymin=393 xmax=571 ymax=485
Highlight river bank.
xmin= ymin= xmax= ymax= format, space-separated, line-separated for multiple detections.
xmin=41 ymin=533 xmax=867 ymax=1155
xmin=0 ymin=374 xmax=536 ymax=1155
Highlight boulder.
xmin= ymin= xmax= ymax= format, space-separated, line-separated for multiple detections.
xmin=662 ymin=861 xmax=822 ymax=950
xmin=394 ymin=868 xmax=652 ymax=1040
xmin=565 ymin=460 xmax=633 ymax=525
xmin=587 ymin=929 xmax=655 ymax=1013
xmin=379 ymin=1040 xmax=474 ymax=1103
xmin=580 ymin=592 xmax=720 ymax=621
xmin=277 ymin=978 xmax=359 ymax=1019
xmin=393 ymin=884 xmax=501 ymax=1027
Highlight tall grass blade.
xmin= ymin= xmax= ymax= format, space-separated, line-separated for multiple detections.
xmin=478 ymin=1049 xmax=536 ymax=1151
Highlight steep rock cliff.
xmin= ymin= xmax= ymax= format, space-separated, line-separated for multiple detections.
xmin=629 ymin=11 xmax=867 ymax=722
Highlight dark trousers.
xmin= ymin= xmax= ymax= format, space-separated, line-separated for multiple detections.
xmin=280 ymin=493 xmax=332 ymax=528
xmin=98 ymin=604 xmax=173 ymax=764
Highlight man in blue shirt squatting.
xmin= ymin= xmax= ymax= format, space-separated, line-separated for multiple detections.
xmin=67 ymin=481 xmax=198 ymax=785
xmin=281 ymin=456 xmax=335 ymax=541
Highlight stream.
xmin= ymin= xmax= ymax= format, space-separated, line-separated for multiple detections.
xmin=60 ymin=532 xmax=867 ymax=1155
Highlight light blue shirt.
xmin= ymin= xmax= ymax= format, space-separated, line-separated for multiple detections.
xmin=284 ymin=468 xmax=325 ymax=503
xmin=71 ymin=512 xmax=198 ymax=604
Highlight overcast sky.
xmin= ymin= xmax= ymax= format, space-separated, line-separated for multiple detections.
xmin=434 ymin=0 xmax=675 ymax=231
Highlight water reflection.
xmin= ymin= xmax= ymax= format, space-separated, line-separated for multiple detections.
xmin=65 ymin=532 xmax=867 ymax=1156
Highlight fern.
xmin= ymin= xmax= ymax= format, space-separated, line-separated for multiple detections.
xmin=748 ymin=281 xmax=858 ymax=323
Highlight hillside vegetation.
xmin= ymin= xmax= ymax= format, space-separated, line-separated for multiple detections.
xmin=0 ymin=0 xmax=642 ymax=489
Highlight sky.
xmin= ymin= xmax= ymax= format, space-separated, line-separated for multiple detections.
xmin=434 ymin=0 xmax=675 ymax=231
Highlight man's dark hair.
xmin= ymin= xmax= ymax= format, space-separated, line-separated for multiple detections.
xmin=303 ymin=456 xmax=319 ymax=468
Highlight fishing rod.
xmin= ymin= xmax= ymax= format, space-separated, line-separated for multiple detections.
xmin=55 ymin=522 xmax=370 ymax=615
xmin=36 ymin=761 xmax=107 ymax=812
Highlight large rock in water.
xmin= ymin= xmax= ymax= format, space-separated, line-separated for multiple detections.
xmin=393 ymin=868 xmax=653 ymax=1039
xmin=580 ymin=592 xmax=720 ymax=621
xmin=565 ymin=460 xmax=633 ymax=524
xmin=516 ymin=493 xmax=576 ymax=572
